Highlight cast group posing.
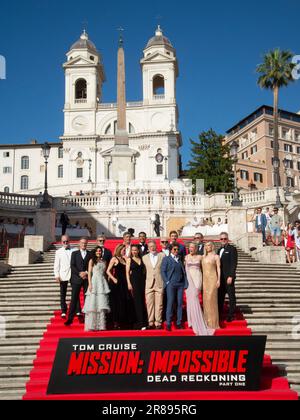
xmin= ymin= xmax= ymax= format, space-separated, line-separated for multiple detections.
xmin=54 ymin=231 xmax=238 ymax=336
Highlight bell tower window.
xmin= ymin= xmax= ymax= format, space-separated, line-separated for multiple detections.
xmin=75 ymin=79 xmax=87 ymax=101
xmin=153 ymin=75 xmax=165 ymax=98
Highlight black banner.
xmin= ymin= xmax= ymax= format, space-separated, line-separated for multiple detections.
xmin=47 ymin=336 xmax=266 ymax=395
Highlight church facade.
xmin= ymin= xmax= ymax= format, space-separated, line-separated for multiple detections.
xmin=0 ymin=27 xmax=183 ymax=196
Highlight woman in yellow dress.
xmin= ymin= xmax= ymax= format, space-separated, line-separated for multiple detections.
xmin=202 ymin=242 xmax=221 ymax=329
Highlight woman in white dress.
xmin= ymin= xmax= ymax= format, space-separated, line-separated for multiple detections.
xmin=83 ymin=247 xmax=110 ymax=331
xmin=185 ymin=242 xmax=215 ymax=336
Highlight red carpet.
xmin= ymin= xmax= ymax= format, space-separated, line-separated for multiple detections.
xmin=23 ymin=239 xmax=298 ymax=400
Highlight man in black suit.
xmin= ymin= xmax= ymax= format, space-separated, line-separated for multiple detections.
xmin=194 ymin=233 xmax=205 ymax=256
xmin=217 ymin=232 xmax=238 ymax=322
xmin=65 ymin=237 xmax=92 ymax=326
xmin=60 ymin=211 xmax=70 ymax=236
xmin=96 ymin=235 xmax=112 ymax=264
xmin=137 ymin=232 xmax=149 ymax=257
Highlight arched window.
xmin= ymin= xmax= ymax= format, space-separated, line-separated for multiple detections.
xmin=105 ymin=124 xmax=112 ymax=135
xmin=21 ymin=156 xmax=29 ymax=170
xmin=58 ymin=165 xmax=63 ymax=179
xmin=75 ymin=79 xmax=87 ymax=100
xmin=20 ymin=176 xmax=29 ymax=190
xmin=105 ymin=121 xmax=135 ymax=135
xmin=129 ymin=123 xmax=135 ymax=134
xmin=4 ymin=187 xmax=9 ymax=193
xmin=153 ymin=75 xmax=165 ymax=96
xmin=58 ymin=147 xmax=64 ymax=159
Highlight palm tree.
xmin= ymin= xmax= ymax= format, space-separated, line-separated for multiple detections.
xmin=256 ymin=49 xmax=296 ymax=205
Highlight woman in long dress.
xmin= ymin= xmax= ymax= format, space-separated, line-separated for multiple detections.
xmin=126 ymin=245 xmax=148 ymax=330
xmin=185 ymin=242 xmax=215 ymax=336
xmin=106 ymin=244 xmax=135 ymax=329
xmin=202 ymin=242 xmax=221 ymax=329
xmin=83 ymin=247 xmax=110 ymax=331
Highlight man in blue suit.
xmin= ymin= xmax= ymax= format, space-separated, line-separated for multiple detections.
xmin=254 ymin=207 xmax=267 ymax=245
xmin=161 ymin=243 xmax=188 ymax=331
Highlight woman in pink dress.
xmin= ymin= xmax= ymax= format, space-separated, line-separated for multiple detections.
xmin=185 ymin=242 xmax=215 ymax=336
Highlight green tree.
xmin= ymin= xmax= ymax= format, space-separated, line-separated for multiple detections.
xmin=187 ymin=129 xmax=234 ymax=194
xmin=256 ymin=49 xmax=296 ymax=187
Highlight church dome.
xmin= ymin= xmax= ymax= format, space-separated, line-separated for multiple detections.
xmin=146 ymin=26 xmax=174 ymax=50
xmin=70 ymin=30 xmax=98 ymax=53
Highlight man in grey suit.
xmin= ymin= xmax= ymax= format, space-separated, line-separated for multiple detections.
xmin=161 ymin=243 xmax=188 ymax=331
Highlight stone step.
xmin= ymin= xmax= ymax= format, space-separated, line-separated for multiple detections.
xmin=0 ymin=338 xmax=41 ymax=346
xmin=247 ymin=319 xmax=295 ymax=325
xmin=4 ymin=315 xmax=54 ymax=322
xmin=5 ymin=331 xmax=46 ymax=339
xmin=266 ymin=342 xmax=300 ymax=350
xmin=240 ymin=304 xmax=300 ymax=309
xmin=0 ymin=346 xmax=37 ymax=355
xmin=0 ymin=379 xmax=28 ymax=390
xmin=0 ymin=366 xmax=31 ymax=378
xmin=247 ymin=313 xmax=300 ymax=318
xmin=0 ymin=306 xmax=58 ymax=311
xmin=0 ymin=356 xmax=34 ymax=366
xmin=5 ymin=322 xmax=50 ymax=330
xmin=0 ymin=390 xmax=24 ymax=400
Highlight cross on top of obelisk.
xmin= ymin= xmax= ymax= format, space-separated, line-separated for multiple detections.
xmin=117 ymin=27 xmax=124 ymax=47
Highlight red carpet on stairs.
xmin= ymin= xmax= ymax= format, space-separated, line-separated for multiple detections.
xmin=22 ymin=239 xmax=298 ymax=400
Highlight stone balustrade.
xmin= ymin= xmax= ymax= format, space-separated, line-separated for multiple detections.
xmin=0 ymin=192 xmax=38 ymax=209
xmin=0 ymin=188 xmax=288 ymax=213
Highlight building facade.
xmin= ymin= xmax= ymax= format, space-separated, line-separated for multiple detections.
xmin=0 ymin=27 xmax=182 ymax=196
xmin=225 ymin=105 xmax=300 ymax=191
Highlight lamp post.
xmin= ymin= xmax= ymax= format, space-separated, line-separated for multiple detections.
xmin=230 ymin=140 xmax=242 ymax=207
xmin=40 ymin=142 xmax=52 ymax=209
xmin=283 ymin=158 xmax=290 ymax=196
xmin=88 ymin=159 xmax=92 ymax=183
xmin=273 ymin=157 xmax=282 ymax=207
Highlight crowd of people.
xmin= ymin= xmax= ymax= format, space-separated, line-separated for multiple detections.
xmin=54 ymin=231 xmax=238 ymax=336
xmin=253 ymin=207 xmax=300 ymax=263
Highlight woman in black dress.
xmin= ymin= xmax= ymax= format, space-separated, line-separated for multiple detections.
xmin=126 ymin=245 xmax=148 ymax=330
xmin=106 ymin=244 xmax=135 ymax=329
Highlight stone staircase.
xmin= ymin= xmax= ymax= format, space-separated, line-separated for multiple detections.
xmin=236 ymin=248 xmax=300 ymax=396
xmin=0 ymin=243 xmax=299 ymax=399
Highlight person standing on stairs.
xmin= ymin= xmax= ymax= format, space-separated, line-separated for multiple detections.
xmin=65 ymin=237 xmax=92 ymax=326
xmin=217 ymin=232 xmax=238 ymax=323
xmin=54 ymin=235 xmax=77 ymax=319
xmin=59 ymin=211 xmax=70 ymax=236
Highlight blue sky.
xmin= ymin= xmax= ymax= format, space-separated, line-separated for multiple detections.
xmin=0 ymin=0 xmax=299 ymax=167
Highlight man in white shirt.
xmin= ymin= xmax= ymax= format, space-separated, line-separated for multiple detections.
xmin=143 ymin=241 xmax=165 ymax=330
xmin=54 ymin=235 xmax=76 ymax=318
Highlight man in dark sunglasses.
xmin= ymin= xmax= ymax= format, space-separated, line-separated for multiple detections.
xmin=217 ymin=233 xmax=238 ymax=323
xmin=160 ymin=238 xmax=170 ymax=256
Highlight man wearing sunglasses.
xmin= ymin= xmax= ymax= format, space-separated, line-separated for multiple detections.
xmin=194 ymin=233 xmax=205 ymax=256
xmin=161 ymin=243 xmax=188 ymax=331
xmin=217 ymin=232 xmax=238 ymax=323
xmin=54 ymin=235 xmax=76 ymax=319
xmin=160 ymin=238 xmax=170 ymax=256
xmin=96 ymin=235 xmax=112 ymax=264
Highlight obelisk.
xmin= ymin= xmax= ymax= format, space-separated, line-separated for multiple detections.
xmin=115 ymin=35 xmax=129 ymax=146
xmin=110 ymin=32 xmax=137 ymax=183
